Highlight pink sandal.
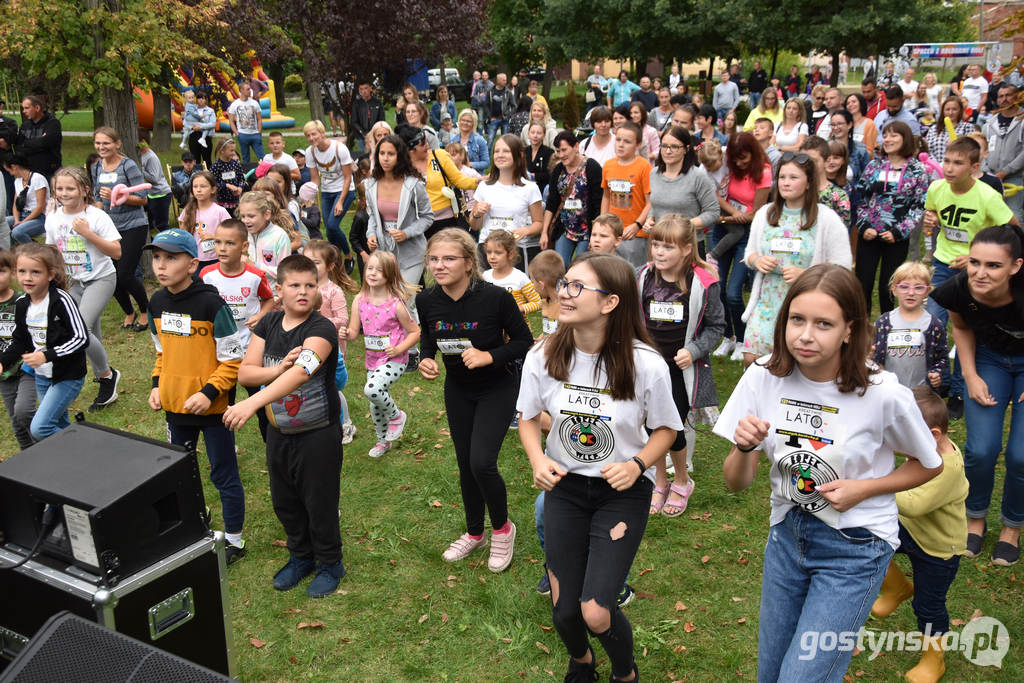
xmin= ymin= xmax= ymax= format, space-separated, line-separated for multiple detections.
xmin=662 ymin=480 xmax=695 ymax=518
xmin=649 ymin=486 xmax=669 ymax=515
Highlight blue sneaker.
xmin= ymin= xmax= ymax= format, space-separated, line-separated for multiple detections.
xmin=273 ymin=556 xmax=315 ymax=591
xmin=537 ymin=571 xmax=551 ymax=595
xmin=307 ymin=560 xmax=346 ymax=598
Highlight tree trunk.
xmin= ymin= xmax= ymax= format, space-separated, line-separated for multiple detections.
xmin=542 ymin=67 xmax=554 ymax=101
xmin=93 ymin=108 xmax=104 ymax=129
xmin=304 ymin=59 xmax=324 ymax=124
xmin=152 ymin=86 xmax=172 ymax=152
xmin=830 ymin=52 xmax=840 ymax=87
xmin=440 ymin=57 xmax=447 ymax=86
xmin=769 ymin=45 xmax=779 ymax=80
xmin=266 ymin=60 xmax=286 ymax=110
xmin=104 ymin=78 xmax=140 ymax=164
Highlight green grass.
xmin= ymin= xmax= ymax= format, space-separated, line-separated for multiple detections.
xmin=2 ymin=136 xmax=1022 ymax=681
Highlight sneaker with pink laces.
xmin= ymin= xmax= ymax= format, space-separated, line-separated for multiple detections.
xmin=488 ymin=521 xmax=517 ymax=573
xmin=368 ymin=441 xmax=392 ymax=458
xmin=385 ymin=410 xmax=407 ymax=442
xmin=442 ymin=533 xmax=488 ymax=562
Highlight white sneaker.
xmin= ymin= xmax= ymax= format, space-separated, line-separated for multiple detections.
xmin=179 ymin=140 xmax=187 ymax=150
xmin=442 ymin=533 xmax=488 ymax=562
xmin=713 ymin=338 xmax=735 ymax=358
xmin=729 ymin=345 xmax=746 ymax=362
xmin=198 ymin=137 xmax=208 ymax=148
xmin=341 ymin=422 xmax=356 ymax=445
xmin=948 ymin=344 xmax=957 ymax=360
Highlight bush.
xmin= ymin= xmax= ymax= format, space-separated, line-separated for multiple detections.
xmin=562 ymin=81 xmax=581 ymax=130
xmin=283 ymin=74 xmax=305 ymax=94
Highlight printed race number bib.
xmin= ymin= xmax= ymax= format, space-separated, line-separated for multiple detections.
xmin=490 ymin=217 xmax=515 ymax=232
xmin=201 ymin=239 xmax=216 ymax=253
xmin=542 ymin=317 xmax=558 ymax=335
xmin=943 ymin=226 xmax=969 ymax=243
xmin=28 ymin=325 xmax=46 ymax=346
xmin=364 ymin=335 xmax=389 ymax=351
xmin=649 ymin=300 xmax=684 ymax=322
xmin=0 ymin=321 xmax=15 ymax=338
xmin=63 ymin=251 xmax=88 ymax=266
xmin=556 ymin=383 xmax=616 ymax=465
xmin=220 ymin=171 xmax=236 ymax=181
xmin=608 ymin=179 xmax=632 ymax=194
xmin=564 ymin=198 xmax=583 ymax=211
xmin=887 ymin=329 xmax=923 ymax=349
xmin=97 ymin=172 xmax=117 ymax=184
xmin=161 ymin=312 xmax=191 ymax=336
xmin=770 ymin=237 xmax=803 ymax=254
xmin=437 ymin=338 xmax=473 ymax=355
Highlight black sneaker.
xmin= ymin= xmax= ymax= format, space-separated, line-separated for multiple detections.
xmin=965 ymin=521 xmax=986 ymax=558
xmin=616 ymin=583 xmax=635 ymax=608
xmin=88 ymin=367 xmax=121 ymax=411
xmin=564 ymin=647 xmax=597 ymax=683
xmin=344 ymin=256 xmax=356 ymax=275
xmin=404 ymin=349 xmax=420 ymax=374
xmin=992 ymin=541 xmax=1020 ymax=567
xmin=537 ymin=571 xmax=551 ymax=595
xmin=947 ymin=395 xmax=964 ymax=421
xmin=224 ymin=539 xmax=246 ymax=565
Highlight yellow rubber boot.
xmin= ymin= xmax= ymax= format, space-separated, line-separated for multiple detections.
xmin=905 ymin=636 xmax=945 ymax=683
xmin=871 ymin=560 xmax=914 ymax=619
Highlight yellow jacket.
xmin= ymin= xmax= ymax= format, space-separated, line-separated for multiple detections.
xmin=896 ymin=443 xmax=968 ymax=560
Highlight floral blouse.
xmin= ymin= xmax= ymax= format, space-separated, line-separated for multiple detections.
xmin=854 ymin=157 xmax=930 ymax=240
xmin=818 ymin=184 xmax=851 ymax=230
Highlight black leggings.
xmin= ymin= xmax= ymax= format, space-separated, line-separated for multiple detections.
xmin=188 ymin=131 xmax=213 ymax=170
xmin=113 ymin=226 xmax=150 ymax=317
xmin=444 ymin=375 xmax=517 ymax=536
xmin=855 ymin=235 xmax=909 ymax=314
xmin=545 ymin=473 xmax=652 ymax=679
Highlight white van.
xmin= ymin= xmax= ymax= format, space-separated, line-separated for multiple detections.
xmin=427 ymin=68 xmax=461 ymax=87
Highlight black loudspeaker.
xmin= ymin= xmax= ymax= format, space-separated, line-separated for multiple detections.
xmin=0 ymin=611 xmax=235 ymax=682
xmin=0 ymin=420 xmax=208 ymax=584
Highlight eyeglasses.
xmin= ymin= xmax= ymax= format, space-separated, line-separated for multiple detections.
xmin=427 ymin=255 xmax=466 ymax=266
xmin=780 ymin=152 xmax=810 ymax=164
xmin=556 ymin=278 xmax=611 ymax=298
xmin=895 ymin=284 xmax=929 ymax=293
xmin=661 ymin=144 xmax=686 ymax=152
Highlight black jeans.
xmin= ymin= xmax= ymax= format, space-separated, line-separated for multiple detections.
xmin=113 ymin=226 xmax=150 ymax=317
xmin=545 ymin=473 xmax=652 ymax=678
xmin=267 ymin=423 xmax=344 ymax=564
xmin=895 ymin=523 xmax=960 ymax=634
xmin=855 ymin=235 xmax=909 ymax=314
xmin=188 ymin=130 xmax=213 ymax=170
xmin=444 ymin=374 xmax=517 ymax=536
xmin=146 ymin=194 xmax=172 ymax=232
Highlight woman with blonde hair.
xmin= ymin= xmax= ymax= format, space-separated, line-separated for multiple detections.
xmin=453 ymin=108 xmax=489 ymax=173
xmin=520 ymin=100 xmax=557 ymax=148
xmin=742 ymin=87 xmax=783 ymax=130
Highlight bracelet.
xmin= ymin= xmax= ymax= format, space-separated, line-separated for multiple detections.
xmin=631 ymin=456 xmax=647 ymax=474
xmin=737 ymin=443 xmax=758 ymax=453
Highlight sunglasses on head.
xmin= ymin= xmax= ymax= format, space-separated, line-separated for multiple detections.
xmin=780 ymin=152 xmax=810 ymax=164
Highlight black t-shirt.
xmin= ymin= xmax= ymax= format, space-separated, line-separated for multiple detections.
xmin=931 ymin=270 xmax=1024 ymax=355
xmin=253 ymin=311 xmax=340 ymax=433
xmin=641 ymin=269 xmax=691 ymax=361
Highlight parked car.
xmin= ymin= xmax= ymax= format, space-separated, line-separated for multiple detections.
xmin=429 ymin=76 xmax=471 ymax=103
xmin=428 ymin=68 xmax=460 ymax=87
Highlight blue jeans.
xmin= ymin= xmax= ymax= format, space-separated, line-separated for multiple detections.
xmin=749 ymin=92 xmax=761 ymax=109
xmin=716 ymin=107 xmax=731 ymax=123
xmin=895 ymin=523 xmax=960 ymax=634
xmin=709 ymin=224 xmax=749 ymax=340
xmin=31 ymin=374 xmax=85 ymax=441
xmin=487 ymin=118 xmax=508 ymax=145
xmin=963 ymin=344 xmax=1024 ymax=527
xmin=236 ymin=132 xmax=264 ymax=163
xmin=167 ymin=421 xmax=245 ymax=534
xmin=555 ymin=234 xmax=589 ymax=269
xmin=758 ymin=508 xmax=893 ymax=683
xmin=926 ymin=258 xmax=962 ymax=398
xmin=320 ymin=190 xmax=354 ymax=255
xmin=535 ymin=491 xmax=546 ymax=550
xmin=8 ymin=215 xmax=46 ymax=244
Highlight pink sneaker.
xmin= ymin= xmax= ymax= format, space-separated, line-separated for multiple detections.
xmin=386 ymin=410 xmax=407 ymax=442
xmin=488 ymin=521 xmax=517 ymax=573
xmin=368 ymin=441 xmax=392 ymax=458
xmin=442 ymin=533 xmax=488 ymax=562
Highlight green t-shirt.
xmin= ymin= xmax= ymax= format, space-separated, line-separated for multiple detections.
xmin=926 ymin=179 xmax=1014 ymax=264
xmin=0 ymin=293 xmax=21 ymax=381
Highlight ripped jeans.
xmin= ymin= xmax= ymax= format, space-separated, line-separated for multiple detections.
xmin=544 ymin=472 xmax=652 ymax=679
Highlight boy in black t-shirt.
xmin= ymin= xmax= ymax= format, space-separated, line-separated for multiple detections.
xmin=223 ymin=253 xmax=344 ymax=598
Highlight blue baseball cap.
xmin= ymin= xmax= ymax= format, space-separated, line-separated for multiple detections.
xmin=144 ymin=229 xmax=198 ymax=258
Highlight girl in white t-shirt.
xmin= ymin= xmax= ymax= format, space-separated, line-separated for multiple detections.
xmin=773 ymin=99 xmax=809 ymax=153
xmin=179 ymin=171 xmax=231 ymax=270
xmin=468 ymin=134 xmax=543 ymax=270
xmin=46 ymin=166 xmax=123 ymax=410
xmin=304 ymin=120 xmax=355 ymax=268
xmin=714 ymin=264 xmax=944 ymax=682
xmin=481 ymin=230 xmax=541 ymax=317
xmin=517 ymin=252 xmax=682 ymax=683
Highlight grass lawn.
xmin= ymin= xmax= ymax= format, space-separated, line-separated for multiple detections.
xmin=0 ymin=138 xmax=1020 ymax=681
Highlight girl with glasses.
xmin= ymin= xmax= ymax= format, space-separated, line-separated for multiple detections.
xmin=416 ymin=228 xmax=533 ymax=572
xmin=517 ymin=252 xmax=682 ymax=683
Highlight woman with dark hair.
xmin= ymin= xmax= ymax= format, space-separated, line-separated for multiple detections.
xmin=400 ymin=124 xmax=479 ymax=238
xmin=931 ymin=225 xmax=1024 ymax=566
xmin=854 ymin=121 xmax=931 ymax=313
xmin=924 ymin=96 xmax=976 ymax=164
xmin=582 ymin=106 xmax=616 ymax=165
xmin=628 ymin=101 xmax=660 ymax=163
xmin=844 ymin=93 xmax=878 ymax=158
xmin=394 ymin=82 xmax=421 ymax=127
xmin=710 ymin=132 xmax=772 ymax=361
xmin=741 ymin=151 xmax=851 ymax=365
xmin=540 ymin=130 xmax=604 ymax=266
xmin=364 ymin=134 xmax=434 ymax=284
xmin=644 ymin=126 xmax=719 ymax=255
xmin=508 ymin=95 xmax=534 ymax=145
xmin=828 ymin=109 xmax=871 ymax=213
xmin=468 ymin=134 xmax=543 ymax=269
xmin=403 ymin=100 xmax=440 ymax=151
xmin=430 ymin=85 xmax=458 ymax=129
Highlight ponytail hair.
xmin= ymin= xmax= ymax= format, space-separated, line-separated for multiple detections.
xmin=972 ymin=224 xmax=1024 ymax=290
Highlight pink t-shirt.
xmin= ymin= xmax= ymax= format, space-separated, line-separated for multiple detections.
xmin=727 ymin=163 xmax=773 ymax=212
xmin=180 ymin=202 xmax=232 ymax=262
xmin=318 ymin=280 xmax=349 ymax=354
xmin=358 ymin=295 xmax=409 ymax=370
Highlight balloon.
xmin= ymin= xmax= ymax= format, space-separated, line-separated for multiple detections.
xmin=110 ymin=183 xmax=152 ymax=206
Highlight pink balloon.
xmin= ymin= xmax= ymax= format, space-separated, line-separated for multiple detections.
xmin=110 ymin=183 xmax=152 ymax=207
xmin=918 ymin=153 xmax=943 ymax=178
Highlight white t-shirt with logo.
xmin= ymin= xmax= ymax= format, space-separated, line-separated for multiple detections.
xmin=517 ymin=341 xmax=684 ymax=482
xmin=713 ymin=361 xmax=941 ymax=548
xmin=227 ymin=98 xmax=263 ymax=135
xmin=200 ymin=263 xmax=273 ymax=349
xmin=961 ymin=76 xmax=990 ymax=110
xmin=25 ymin=295 xmax=52 ymax=377
xmin=45 ymin=205 xmax=120 ymax=282
xmin=305 ymin=141 xmax=353 ymax=194
xmin=473 ymin=179 xmax=542 ymax=245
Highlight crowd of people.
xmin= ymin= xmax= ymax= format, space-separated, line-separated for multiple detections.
xmin=0 ymin=56 xmax=1022 ymax=682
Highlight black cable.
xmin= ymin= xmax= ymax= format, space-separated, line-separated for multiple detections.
xmin=0 ymin=504 xmax=59 ymax=571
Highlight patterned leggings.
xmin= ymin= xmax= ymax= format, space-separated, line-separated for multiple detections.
xmin=363 ymin=361 xmax=405 ymax=441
